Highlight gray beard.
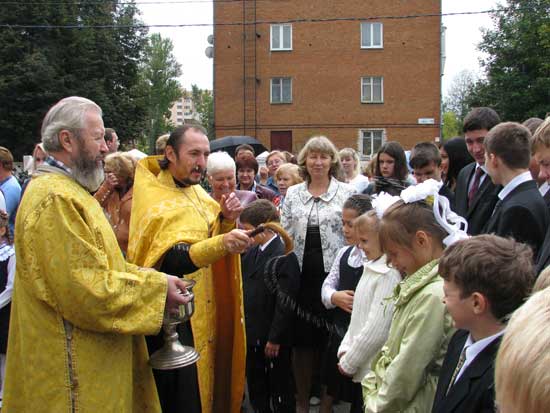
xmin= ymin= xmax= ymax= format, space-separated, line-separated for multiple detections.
xmin=73 ymin=167 xmax=104 ymax=192
xmin=72 ymin=151 xmax=105 ymax=192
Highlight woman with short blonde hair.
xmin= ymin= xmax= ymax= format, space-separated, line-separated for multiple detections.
xmin=281 ymin=135 xmax=355 ymax=413
xmin=94 ymin=152 xmax=137 ymax=253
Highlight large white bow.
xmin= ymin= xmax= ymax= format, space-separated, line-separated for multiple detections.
xmin=372 ymin=179 xmax=469 ymax=246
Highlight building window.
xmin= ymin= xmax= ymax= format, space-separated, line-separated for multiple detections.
xmin=271 ymin=24 xmax=292 ymax=51
xmin=361 ymin=77 xmax=383 ymax=103
xmin=271 ymin=77 xmax=292 ymax=104
xmin=359 ymin=129 xmax=385 ymax=158
xmin=361 ymin=22 xmax=383 ymax=48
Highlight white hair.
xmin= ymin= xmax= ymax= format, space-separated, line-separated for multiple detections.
xmin=41 ymin=96 xmax=102 ymax=152
xmin=207 ymin=151 xmax=235 ymax=176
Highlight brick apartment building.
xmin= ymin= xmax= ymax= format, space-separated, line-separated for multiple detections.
xmin=213 ymin=0 xmax=442 ymax=157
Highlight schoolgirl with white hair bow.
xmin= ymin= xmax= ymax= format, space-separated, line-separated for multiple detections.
xmin=362 ymin=179 xmax=467 ymax=413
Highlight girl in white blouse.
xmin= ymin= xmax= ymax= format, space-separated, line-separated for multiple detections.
xmin=337 ymin=211 xmax=401 ymax=412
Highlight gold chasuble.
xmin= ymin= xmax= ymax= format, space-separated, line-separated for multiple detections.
xmin=127 ymin=156 xmax=246 ymax=413
xmin=4 ymin=172 xmax=167 ymax=413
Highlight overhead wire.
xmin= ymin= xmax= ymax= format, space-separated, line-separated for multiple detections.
xmin=0 ymin=6 xmax=540 ymax=30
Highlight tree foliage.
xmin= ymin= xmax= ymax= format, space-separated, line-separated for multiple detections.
xmin=139 ymin=33 xmax=182 ymax=153
xmin=442 ymin=111 xmax=461 ymax=140
xmin=466 ymin=0 xmax=550 ymax=121
xmin=0 ymin=1 xmax=149 ymax=158
xmin=443 ymin=70 xmax=478 ymax=123
xmin=191 ymin=84 xmax=214 ymax=139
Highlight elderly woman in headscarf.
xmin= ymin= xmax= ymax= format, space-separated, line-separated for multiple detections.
xmin=94 ymin=152 xmax=137 ymax=254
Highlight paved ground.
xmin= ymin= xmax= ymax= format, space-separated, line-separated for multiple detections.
xmin=242 ymin=388 xmax=352 ymax=412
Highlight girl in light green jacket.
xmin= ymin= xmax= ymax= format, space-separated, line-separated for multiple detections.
xmin=362 ymin=188 xmax=460 ymax=413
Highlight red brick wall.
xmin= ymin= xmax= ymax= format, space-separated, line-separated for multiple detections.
xmin=214 ymin=0 xmax=442 ymax=153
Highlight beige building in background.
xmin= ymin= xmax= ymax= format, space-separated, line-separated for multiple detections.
xmin=169 ymin=90 xmax=201 ymax=126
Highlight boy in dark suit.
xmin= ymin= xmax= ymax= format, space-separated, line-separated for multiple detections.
xmin=482 ymin=122 xmax=549 ymax=257
xmin=409 ymin=141 xmax=456 ymax=210
xmin=240 ymin=200 xmax=300 ymax=413
xmin=454 ymin=107 xmax=502 ymax=235
xmin=432 ymin=235 xmax=535 ymax=413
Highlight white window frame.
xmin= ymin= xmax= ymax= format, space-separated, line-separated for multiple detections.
xmin=270 ymin=24 xmax=293 ymax=51
xmin=270 ymin=77 xmax=292 ymax=104
xmin=360 ymin=22 xmax=383 ymax=49
xmin=358 ymin=129 xmax=386 ymax=159
xmin=361 ymin=76 xmax=384 ymax=103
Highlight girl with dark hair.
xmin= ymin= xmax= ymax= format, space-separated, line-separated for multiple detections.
xmin=363 ymin=142 xmax=410 ymax=196
xmin=440 ymin=137 xmax=474 ymax=192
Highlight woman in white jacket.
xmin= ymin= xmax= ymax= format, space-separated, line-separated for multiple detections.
xmin=281 ymin=136 xmax=355 ymax=413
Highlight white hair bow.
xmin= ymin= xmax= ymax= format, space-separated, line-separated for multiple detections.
xmin=372 ymin=179 xmax=469 ymax=247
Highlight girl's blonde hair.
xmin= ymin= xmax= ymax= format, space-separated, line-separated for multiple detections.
xmin=354 ymin=210 xmax=380 ymax=233
xmin=275 ymin=163 xmax=303 ymax=185
xmin=339 ymin=147 xmax=361 ymax=176
xmin=495 ymin=288 xmax=550 ymax=413
xmin=379 ymin=200 xmax=447 ymax=253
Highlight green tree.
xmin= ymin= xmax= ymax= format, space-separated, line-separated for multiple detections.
xmin=466 ymin=0 xmax=550 ymax=121
xmin=140 ymin=33 xmax=182 ymax=153
xmin=0 ymin=1 xmax=149 ymax=158
xmin=442 ymin=111 xmax=460 ymax=140
xmin=191 ymin=84 xmax=214 ymax=139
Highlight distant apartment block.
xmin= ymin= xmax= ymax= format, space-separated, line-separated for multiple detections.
xmin=213 ymin=0 xmax=442 ymax=156
xmin=169 ymin=91 xmax=201 ymax=126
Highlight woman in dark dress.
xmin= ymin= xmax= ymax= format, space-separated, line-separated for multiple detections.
xmin=281 ymin=136 xmax=355 ymax=413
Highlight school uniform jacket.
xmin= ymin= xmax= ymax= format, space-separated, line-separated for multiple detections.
xmin=432 ymin=330 xmax=501 ymax=413
xmin=454 ymin=163 xmax=501 ymax=235
xmin=482 ymin=180 xmax=549 ymax=258
xmin=241 ymin=236 xmax=300 ymax=346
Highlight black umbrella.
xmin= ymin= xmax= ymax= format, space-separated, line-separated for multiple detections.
xmin=209 ymin=136 xmax=267 ymax=158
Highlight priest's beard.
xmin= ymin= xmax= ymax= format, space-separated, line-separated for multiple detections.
xmin=72 ymin=145 xmax=105 ymax=192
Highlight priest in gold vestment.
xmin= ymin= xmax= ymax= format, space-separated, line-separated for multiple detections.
xmin=3 ymin=97 xmax=190 ymax=413
xmin=127 ymin=125 xmax=250 ymax=413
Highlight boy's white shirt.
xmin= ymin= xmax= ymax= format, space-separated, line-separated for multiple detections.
xmin=259 ymin=232 xmax=278 ymax=251
xmin=454 ymin=330 xmax=505 ymax=384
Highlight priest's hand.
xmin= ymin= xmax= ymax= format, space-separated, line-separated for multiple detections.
xmin=223 ymin=229 xmax=252 ymax=254
xmin=165 ymin=275 xmax=192 ymax=315
xmin=220 ymin=192 xmax=243 ymax=221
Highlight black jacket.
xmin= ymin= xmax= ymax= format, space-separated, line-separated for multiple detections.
xmin=241 ymin=236 xmax=300 ymax=346
xmin=454 ymin=163 xmax=501 ymax=235
xmin=482 ymin=179 xmax=548 ymax=258
xmin=432 ymin=330 xmax=501 ymax=413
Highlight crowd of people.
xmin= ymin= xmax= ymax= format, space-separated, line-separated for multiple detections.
xmin=0 ymin=96 xmax=548 ymax=413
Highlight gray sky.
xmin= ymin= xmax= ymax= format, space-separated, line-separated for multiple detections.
xmin=138 ymin=0 xmax=500 ymax=95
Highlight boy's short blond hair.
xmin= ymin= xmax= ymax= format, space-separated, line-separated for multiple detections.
xmin=533 ymin=266 xmax=550 ymax=293
xmin=495 ymin=287 xmax=550 ymax=413
xmin=531 ymin=116 xmax=550 ymax=154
